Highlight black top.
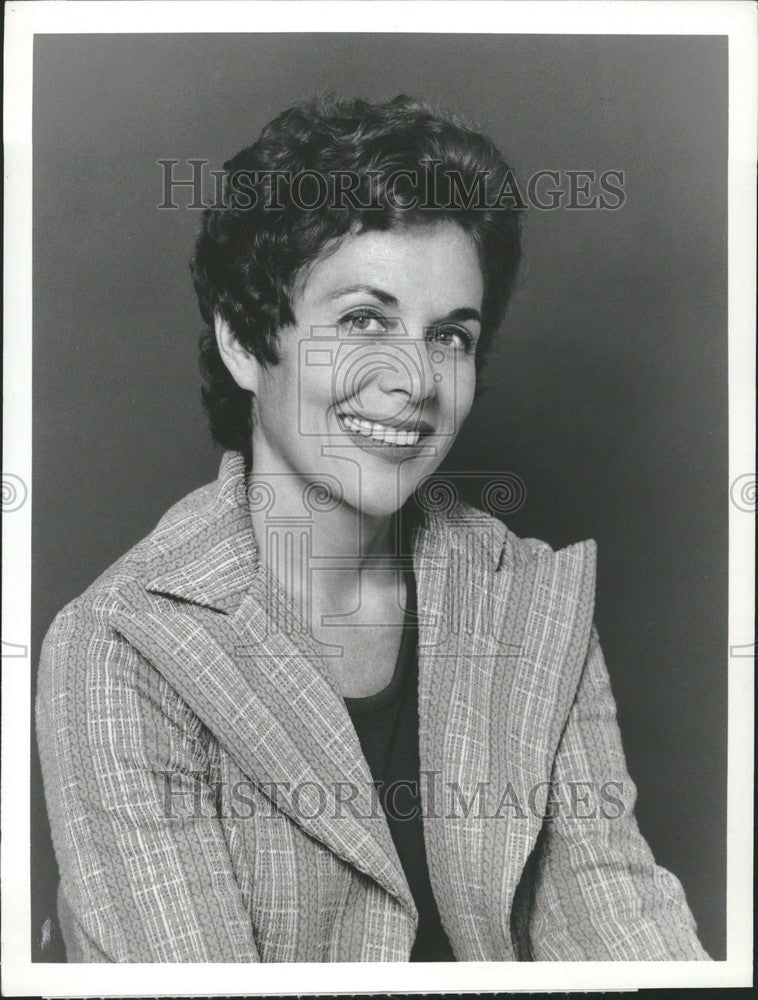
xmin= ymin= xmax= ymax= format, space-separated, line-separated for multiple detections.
xmin=343 ymin=569 xmax=455 ymax=962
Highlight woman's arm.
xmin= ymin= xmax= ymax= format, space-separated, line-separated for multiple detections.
xmin=527 ymin=626 xmax=710 ymax=961
xmin=36 ymin=602 xmax=261 ymax=963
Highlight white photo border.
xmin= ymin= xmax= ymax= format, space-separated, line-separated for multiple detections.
xmin=3 ymin=1 xmax=755 ymax=994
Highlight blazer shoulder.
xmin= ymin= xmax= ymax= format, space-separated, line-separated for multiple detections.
xmin=445 ymin=498 xmax=597 ymax=571
xmin=35 ymin=483 xmax=220 ymax=732
xmin=41 ymin=476 xmax=220 ymax=650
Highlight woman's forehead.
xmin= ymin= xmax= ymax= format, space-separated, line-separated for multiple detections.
xmin=295 ymin=221 xmax=484 ymax=310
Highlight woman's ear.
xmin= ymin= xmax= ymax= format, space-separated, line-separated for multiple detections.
xmin=213 ymin=313 xmax=261 ymax=393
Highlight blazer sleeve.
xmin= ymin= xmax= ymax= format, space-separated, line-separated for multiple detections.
xmin=526 ymin=625 xmax=711 ymax=960
xmin=36 ymin=603 xmax=261 ymax=963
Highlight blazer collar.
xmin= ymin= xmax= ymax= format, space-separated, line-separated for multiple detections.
xmin=143 ymin=450 xmax=509 ymax=613
xmin=142 ymin=451 xmax=260 ymax=613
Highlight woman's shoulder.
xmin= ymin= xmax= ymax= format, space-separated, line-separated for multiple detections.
xmin=439 ymin=497 xmax=596 ymax=569
xmin=36 ymin=474 xmax=230 ymax=751
xmin=41 ymin=470 xmax=226 ymax=655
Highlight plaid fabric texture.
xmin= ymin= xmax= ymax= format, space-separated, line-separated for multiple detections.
xmin=36 ymin=451 xmax=710 ymax=962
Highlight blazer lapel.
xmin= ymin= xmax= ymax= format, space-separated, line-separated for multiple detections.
xmin=110 ymin=589 xmax=417 ymax=921
xmin=110 ymin=452 xmax=416 ymax=922
xmin=413 ymin=506 xmax=597 ymax=960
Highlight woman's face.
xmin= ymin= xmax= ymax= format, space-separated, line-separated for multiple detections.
xmin=250 ymin=220 xmax=484 ymax=518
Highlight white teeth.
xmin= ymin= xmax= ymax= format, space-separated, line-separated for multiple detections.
xmin=344 ymin=416 xmax=371 ymax=436
xmin=340 ymin=414 xmax=421 ymax=446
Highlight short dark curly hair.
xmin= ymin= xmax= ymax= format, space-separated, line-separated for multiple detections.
xmin=191 ymin=94 xmax=524 ymax=463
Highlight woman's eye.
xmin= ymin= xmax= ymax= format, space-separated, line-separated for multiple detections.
xmin=341 ymin=311 xmax=388 ymax=336
xmin=429 ymin=325 xmax=475 ymax=353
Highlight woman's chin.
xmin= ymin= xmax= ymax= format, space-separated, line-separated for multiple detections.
xmin=353 ymin=496 xmax=409 ymax=520
xmin=342 ymin=481 xmax=416 ymax=520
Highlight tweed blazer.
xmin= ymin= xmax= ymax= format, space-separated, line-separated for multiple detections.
xmin=36 ymin=450 xmax=709 ymax=962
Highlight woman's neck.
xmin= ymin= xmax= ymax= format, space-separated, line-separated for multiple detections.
xmin=247 ymin=470 xmax=405 ymax=615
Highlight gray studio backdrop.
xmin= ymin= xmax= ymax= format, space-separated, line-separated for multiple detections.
xmin=32 ymin=33 xmax=727 ymax=961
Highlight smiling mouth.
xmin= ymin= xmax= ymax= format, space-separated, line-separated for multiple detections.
xmin=336 ymin=412 xmax=429 ymax=447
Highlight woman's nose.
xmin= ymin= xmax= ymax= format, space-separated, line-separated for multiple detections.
xmin=374 ymin=339 xmax=438 ymax=402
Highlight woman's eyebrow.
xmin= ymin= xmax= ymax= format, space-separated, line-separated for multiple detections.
xmin=326 ymin=284 xmax=399 ymax=307
xmin=326 ymin=285 xmax=481 ymax=325
xmin=436 ymin=307 xmax=482 ymax=325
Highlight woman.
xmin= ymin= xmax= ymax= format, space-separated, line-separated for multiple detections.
xmin=36 ymin=95 xmax=709 ymax=962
